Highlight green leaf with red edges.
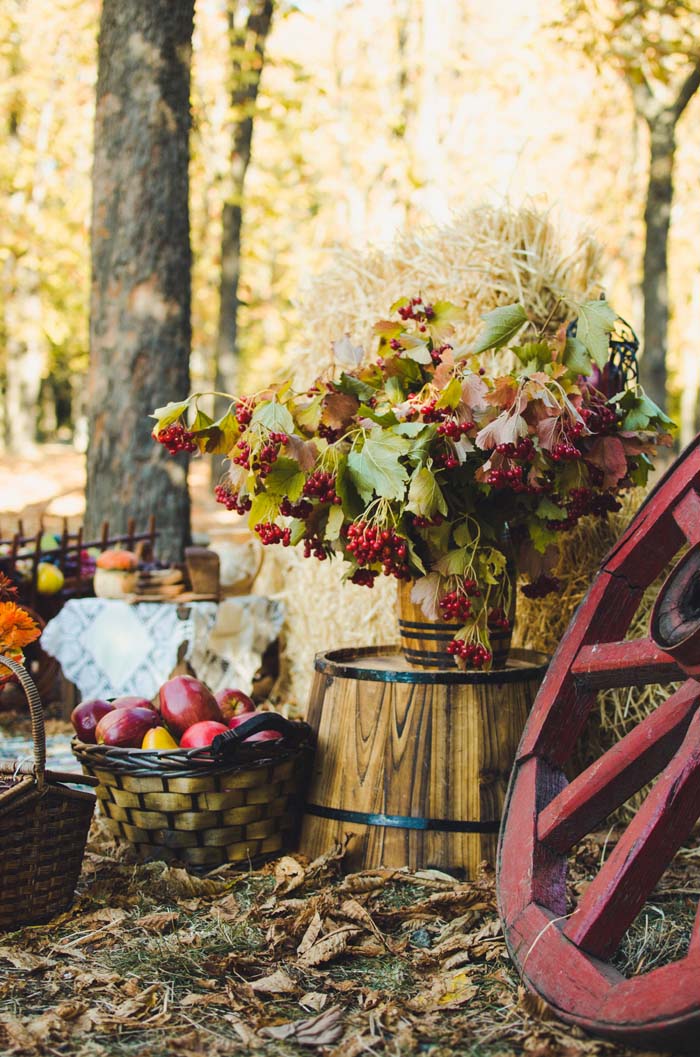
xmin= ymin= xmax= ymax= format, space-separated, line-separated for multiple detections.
xmin=263 ymin=457 xmax=306 ymax=501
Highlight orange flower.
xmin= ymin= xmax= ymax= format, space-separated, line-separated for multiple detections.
xmin=0 ymin=602 xmax=41 ymax=652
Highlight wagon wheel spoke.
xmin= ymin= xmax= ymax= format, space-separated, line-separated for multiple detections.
xmin=571 ymin=637 xmax=684 ymax=691
xmin=671 ymin=487 xmax=700 ymax=544
xmin=562 ymin=706 xmax=700 ymax=961
xmin=538 ymin=680 xmax=700 ymax=853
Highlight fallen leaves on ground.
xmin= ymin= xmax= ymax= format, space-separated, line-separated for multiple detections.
xmin=0 ymin=823 xmax=681 ymax=1057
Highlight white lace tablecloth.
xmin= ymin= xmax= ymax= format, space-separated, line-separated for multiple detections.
xmin=40 ymin=596 xmax=284 ymax=700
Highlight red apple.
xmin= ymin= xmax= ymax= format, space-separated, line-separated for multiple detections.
xmin=112 ymin=694 xmax=156 ymax=711
xmin=215 ymin=687 xmax=255 ymax=722
xmin=95 ymin=706 xmax=160 ymax=748
xmin=71 ymin=698 xmax=115 ymax=743
xmin=158 ymin=675 xmax=222 ymax=736
xmin=227 ymin=709 xmax=283 ymax=742
xmin=179 ymin=720 xmax=228 ymax=749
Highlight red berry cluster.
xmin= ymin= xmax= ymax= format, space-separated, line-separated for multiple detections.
xmin=303 ymin=471 xmax=341 ymax=504
xmin=551 ymin=440 xmax=582 ymax=461
xmin=233 ymin=439 xmax=251 ymax=468
xmin=419 ymin=399 xmax=449 ymax=423
xmin=214 ymin=483 xmax=252 ymax=515
xmin=435 ymin=451 xmax=460 ymax=470
xmin=439 ymin=592 xmax=472 ymax=622
xmin=488 ymin=607 xmax=511 ymax=630
xmin=495 ymin=437 xmax=535 ymax=461
xmin=155 ymin=424 xmax=197 ymax=455
xmin=235 ymin=399 xmax=254 ymax=429
xmin=303 ymin=535 xmax=328 ymax=560
xmin=581 ymin=400 xmax=618 ymax=433
xmin=350 ymin=568 xmax=378 ymax=588
xmin=521 ymin=574 xmax=562 ymax=599
xmin=437 ymin=418 xmax=475 ymax=439
xmin=487 ymin=465 xmax=526 ymax=490
xmin=346 ymin=523 xmax=411 ymax=579
xmin=255 ymin=522 xmax=291 ymax=546
xmin=397 ymin=297 xmax=435 ymax=323
xmin=431 ymin=342 xmax=452 ymax=364
xmin=412 ymin=514 xmax=444 ymax=528
xmin=447 ymin=640 xmax=492 ymax=668
xmin=279 ymin=497 xmax=313 ymax=519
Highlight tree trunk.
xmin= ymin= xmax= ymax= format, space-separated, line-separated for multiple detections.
xmin=212 ymin=0 xmax=274 ymax=485
xmin=641 ymin=111 xmax=675 ymax=413
xmin=86 ymin=0 xmax=194 ymax=562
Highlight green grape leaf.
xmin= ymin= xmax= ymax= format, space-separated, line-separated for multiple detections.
xmin=513 ymin=341 xmax=551 ymax=368
xmin=347 ymin=432 xmax=410 ymax=501
xmin=251 ymin=400 xmax=295 ymax=435
xmin=248 ymin=493 xmax=280 ymax=530
xmin=262 ymin=457 xmax=306 ymax=501
xmin=325 ymin=504 xmax=345 ymax=541
xmin=335 ymin=455 xmax=365 ymax=520
xmin=435 ymin=376 xmax=463 ymax=410
xmin=536 ymin=497 xmax=567 ymax=521
xmin=406 ymin=466 xmax=448 ymax=518
xmin=335 ymin=373 xmax=377 ymax=403
xmin=473 ymin=304 xmax=527 ymax=354
xmin=563 ymin=336 xmax=592 ymax=375
xmin=151 ymin=398 xmax=193 ymax=431
xmin=573 ymin=300 xmax=617 ymax=368
xmin=528 ymin=519 xmax=558 ymax=554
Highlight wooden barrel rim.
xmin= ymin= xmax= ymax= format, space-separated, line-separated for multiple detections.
xmin=314 ymin=646 xmax=549 ymax=685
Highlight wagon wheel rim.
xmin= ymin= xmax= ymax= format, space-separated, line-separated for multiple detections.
xmin=498 ymin=436 xmax=700 ymax=1050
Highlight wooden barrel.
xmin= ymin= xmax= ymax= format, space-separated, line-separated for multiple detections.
xmin=299 ymin=646 xmax=548 ymax=877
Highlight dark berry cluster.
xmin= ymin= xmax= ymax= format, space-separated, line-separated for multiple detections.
xmin=447 ymin=640 xmax=492 ymax=668
xmin=350 ymin=568 xmax=378 ymax=588
xmin=581 ymin=401 xmax=618 ymax=433
xmin=303 ymin=470 xmax=341 ymax=504
xmin=232 ymin=439 xmax=251 ymax=469
xmin=397 ymin=297 xmax=435 ymax=326
xmin=495 ymin=437 xmax=535 ymax=461
xmin=279 ymin=497 xmax=313 ymax=519
xmin=435 ymin=451 xmax=460 ymax=469
xmin=521 ymin=574 xmax=562 ymax=599
xmin=437 ymin=418 xmax=475 ymax=439
xmin=214 ymin=483 xmax=252 ymax=514
xmin=317 ymin=423 xmax=343 ymax=443
xmin=412 ymin=513 xmax=445 ymax=528
xmin=255 ymin=522 xmax=291 ymax=546
xmin=488 ymin=606 xmax=511 ymax=630
xmin=439 ymin=577 xmax=480 ymax=621
xmin=431 ymin=342 xmax=452 ymax=364
xmin=303 ymin=535 xmax=328 ymax=560
xmin=155 ymin=424 xmax=197 ymax=455
xmin=346 ymin=523 xmax=411 ymax=579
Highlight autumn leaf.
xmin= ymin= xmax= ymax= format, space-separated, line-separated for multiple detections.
xmin=475 ymin=411 xmax=528 ymax=450
xmin=296 ymin=925 xmax=361 ymax=968
xmin=571 ymin=298 xmax=617 ymax=367
xmin=285 ymin=434 xmax=319 ymax=471
xmin=331 ymin=334 xmax=364 ymax=366
xmin=261 ymin=1005 xmax=344 ymax=1046
xmin=472 ymin=303 xmax=527 ymax=354
xmin=586 ymin=434 xmax=628 ymax=488
xmin=250 ymin=968 xmax=298 ymax=995
xmin=322 ymin=391 xmax=360 ymax=430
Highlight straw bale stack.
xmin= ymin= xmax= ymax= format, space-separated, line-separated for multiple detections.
xmin=260 ymin=202 xmax=606 ymax=707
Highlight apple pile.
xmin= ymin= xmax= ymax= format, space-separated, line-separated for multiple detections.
xmin=71 ymin=675 xmax=283 ymax=750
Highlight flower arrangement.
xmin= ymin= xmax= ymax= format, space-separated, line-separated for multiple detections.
xmin=152 ymin=296 xmax=672 ymax=669
xmin=0 ymin=574 xmax=41 ymax=682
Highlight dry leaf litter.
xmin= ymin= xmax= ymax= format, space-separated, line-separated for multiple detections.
xmin=0 ymin=805 xmax=695 ymax=1057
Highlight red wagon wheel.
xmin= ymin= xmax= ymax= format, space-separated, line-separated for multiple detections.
xmin=498 ymin=437 xmax=700 ymax=1051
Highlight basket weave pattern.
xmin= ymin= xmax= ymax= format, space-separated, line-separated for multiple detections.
xmin=0 ymin=655 xmax=95 ymax=929
xmin=73 ymin=722 xmax=314 ymax=869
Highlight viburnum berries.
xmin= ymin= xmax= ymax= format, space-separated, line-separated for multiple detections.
xmin=346 ymin=522 xmax=411 ymax=580
xmin=155 ymin=424 xmax=197 ymax=455
xmin=214 ymin=483 xmax=252 ymax=514
xmin=255 ymin=522 xmax=291 ymax=546
xmin=447 ymin=640 xmax=492 ymax=668
xmin=303 ymin=471 xmax=341 ymax=504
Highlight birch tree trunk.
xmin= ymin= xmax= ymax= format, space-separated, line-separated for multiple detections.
xmin=85 ymin=0 xmax=195 ymax=561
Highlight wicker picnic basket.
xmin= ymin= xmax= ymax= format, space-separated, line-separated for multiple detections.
xmin=0 ymin=655 xmax=97 ymax=929
xmin=72 ymin=712 xmax=314 ymax=869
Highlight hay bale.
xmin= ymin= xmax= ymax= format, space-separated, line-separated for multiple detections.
xmin=263 ymin=202 xmax=605 ymax=707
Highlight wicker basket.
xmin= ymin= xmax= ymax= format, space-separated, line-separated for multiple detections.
xmin=0 ymin=654 xmax=97 ymax=929
xmin=72 ymin=712 xmax=314 ymax=869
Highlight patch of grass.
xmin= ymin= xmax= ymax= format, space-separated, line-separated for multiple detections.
xmin=322 ymin=953 xmax=415 ymax=994
xmin=612 ymin=897 xmax=695 ymax=975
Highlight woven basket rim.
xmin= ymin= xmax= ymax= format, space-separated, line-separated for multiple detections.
xmin=72 ymin=719 xmax=314 ymax=779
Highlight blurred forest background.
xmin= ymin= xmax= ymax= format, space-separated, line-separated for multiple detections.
xmin=1 ymin=0 xmax=699 ymax=457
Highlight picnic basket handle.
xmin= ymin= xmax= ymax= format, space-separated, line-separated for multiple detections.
xmin=0 ymin=653 xmax=45 ymax=788
xmin=211 ymin=712 xmax=303 ymax=761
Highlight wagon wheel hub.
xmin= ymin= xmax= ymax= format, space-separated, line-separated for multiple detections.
xmin=498 ymin=438 xmax=700 ymax=1051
